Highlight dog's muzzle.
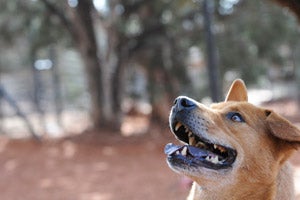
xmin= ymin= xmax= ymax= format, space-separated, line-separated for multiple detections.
xmin=165 ymin=96 xmax=237 ymax=171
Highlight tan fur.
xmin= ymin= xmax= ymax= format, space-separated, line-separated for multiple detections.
xmin=168 ymin=79 xmax=299 ymax=200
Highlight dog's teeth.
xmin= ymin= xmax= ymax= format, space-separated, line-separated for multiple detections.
xmin=176 ymin=151 xmax=180 ymax=155
xmin=205 ymin=155 xmax=219 ymax=164
xmin=205 ymin=156 xmax=212 ymax=161
xmin=196 ymin=141 xmax=206 ymax=148
xmin=211 ymin=156 xmax=219 ymax=164
xmin=184 ymin=126 xmax=189 ymax=133
xmin=218 ymin=146 xmax=226 ymax=153
xmin=214 ymin=144 xmax=217 ymax=149
xmin=181 ymin=146 xmax=187 ymax=156
xmin=188 ymin=131 xmax=193 ymax=137
xmin=189 ymin=136 xmax=195 ymax=145
xmin=175 ymin=123 xmax=182 ymax=131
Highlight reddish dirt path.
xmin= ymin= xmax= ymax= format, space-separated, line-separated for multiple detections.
xmin=1 ymin=99 xmax=300 ymax=200
xmin=1 ymin=132 xmax=300 ymax=200
xmin=0 ymin=133 xmax=188 ymax=200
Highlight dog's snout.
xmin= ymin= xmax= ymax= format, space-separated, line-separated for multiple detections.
xmin=174 ymin=96 xmax=196 ymax=111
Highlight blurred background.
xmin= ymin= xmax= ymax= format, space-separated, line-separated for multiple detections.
xmin=1 ymin=0 xmax=300 ymax=199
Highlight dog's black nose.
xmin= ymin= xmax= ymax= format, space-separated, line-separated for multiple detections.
xmin=174 ymin=96 xmax=196 ymax=111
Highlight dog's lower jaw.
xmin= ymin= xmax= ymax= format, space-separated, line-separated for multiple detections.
xmin=187 ymin=163 xmax=294 ymax=200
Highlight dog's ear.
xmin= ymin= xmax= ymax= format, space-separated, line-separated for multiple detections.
xmin=225 ymin=79 xmax=248 ymax=102
xmin=266 ymin=110 xmax=300 ymax=143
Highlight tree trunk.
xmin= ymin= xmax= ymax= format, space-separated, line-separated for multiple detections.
xmin=41 ymin=0 xmax=125 ymax=131
xmin=203 ymin=0 xmax=222 ymax=102
xmin=71 ymin=1 xmax=126 ymax=131
xmin=148 ymin=44 xmax=178 ymax=125
xmin=111 ymin=46 xmax=127 ymax=129
xmin=70 ymin=1 xmax=105 ymax=129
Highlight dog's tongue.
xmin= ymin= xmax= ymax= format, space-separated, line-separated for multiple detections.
xmin=187 ymin=146 xmax=208 ymax=157
xmin=164 ymin=143 xmax=208 ymax=157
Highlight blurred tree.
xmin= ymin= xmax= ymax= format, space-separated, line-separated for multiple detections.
xmin=39 ymin=0 xmax=108 ymax=129
xmin=215 ymin=0 xmax=300 ymax=84
xmin=4 ymin=0 xmax=197 ymax=130
xmin=203 ymin=0 xmax=222 ymax=102
xmin=1 ymin=0 xmax=300 ymax=133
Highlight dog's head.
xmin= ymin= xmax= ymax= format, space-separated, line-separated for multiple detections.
xmin=165 ymin=79 xmax=300 ymax=188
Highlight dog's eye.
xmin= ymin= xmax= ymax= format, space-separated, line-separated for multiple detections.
xmin=226 ymin=112 xmax=245 ymax=123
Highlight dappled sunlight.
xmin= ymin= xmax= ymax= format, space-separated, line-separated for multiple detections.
xmin=38 ymin=175 xmax=113 ymax=200
xmin=79 ymin=192 xmax=112 ymax=200
xmin=121 ymin=116 xmax=150 ymax=136
xmin=101 ymin=146 xmax=116 ymax=156
xmin=0 ymin=134 xmax=188 ymax=199
xmin=0 ymin=138 xmax=9 ymax=153
xmin=92 ymin=161 xmax=110 ymax=172
xmin=1 ymin=110 xmax=91 ymax=139
xmin=39 ymin=178 xmax=54 ymax=189
xmin=62 ymin=141 xmax=77 ymax=158
xmin=56 ymin=176 xmax=77 ymax=190
xmin=4 ymin=159 xmax=18 ymax=172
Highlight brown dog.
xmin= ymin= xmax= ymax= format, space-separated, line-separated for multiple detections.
xmin=165 ymin=79 xmax=300 ymax=200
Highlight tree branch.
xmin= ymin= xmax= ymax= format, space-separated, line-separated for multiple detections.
xmin=39 ymin=0 xmax=77 ymax=40
xmin=127 ymin=23 xmax=166 ymax=55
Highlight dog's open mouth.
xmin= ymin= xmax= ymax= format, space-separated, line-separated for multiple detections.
xmin=165 ymin=121 xmax=237 ymax=170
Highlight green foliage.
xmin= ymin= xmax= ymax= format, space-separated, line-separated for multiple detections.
xmin=216 ymin=0 xmax=300 ymax=84
xmin=0 ymin=1 xmax=69 ymax=50
xmin=1 ymin=0 xmax=300 ymax=102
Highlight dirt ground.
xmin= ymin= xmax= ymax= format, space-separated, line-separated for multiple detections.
xmin=2 ymin=99 xmax=300 ymax=200
xmin=1 ymin=131 xmax=300 ymax=200
xmin=0 ymin=130 xmax=190 ymax=200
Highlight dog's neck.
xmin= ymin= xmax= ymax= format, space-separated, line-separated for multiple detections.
xmin=188 ymin=182 xmax=275 ymax=200
xmin=187 ymin=163 xmax=294 ymax=200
